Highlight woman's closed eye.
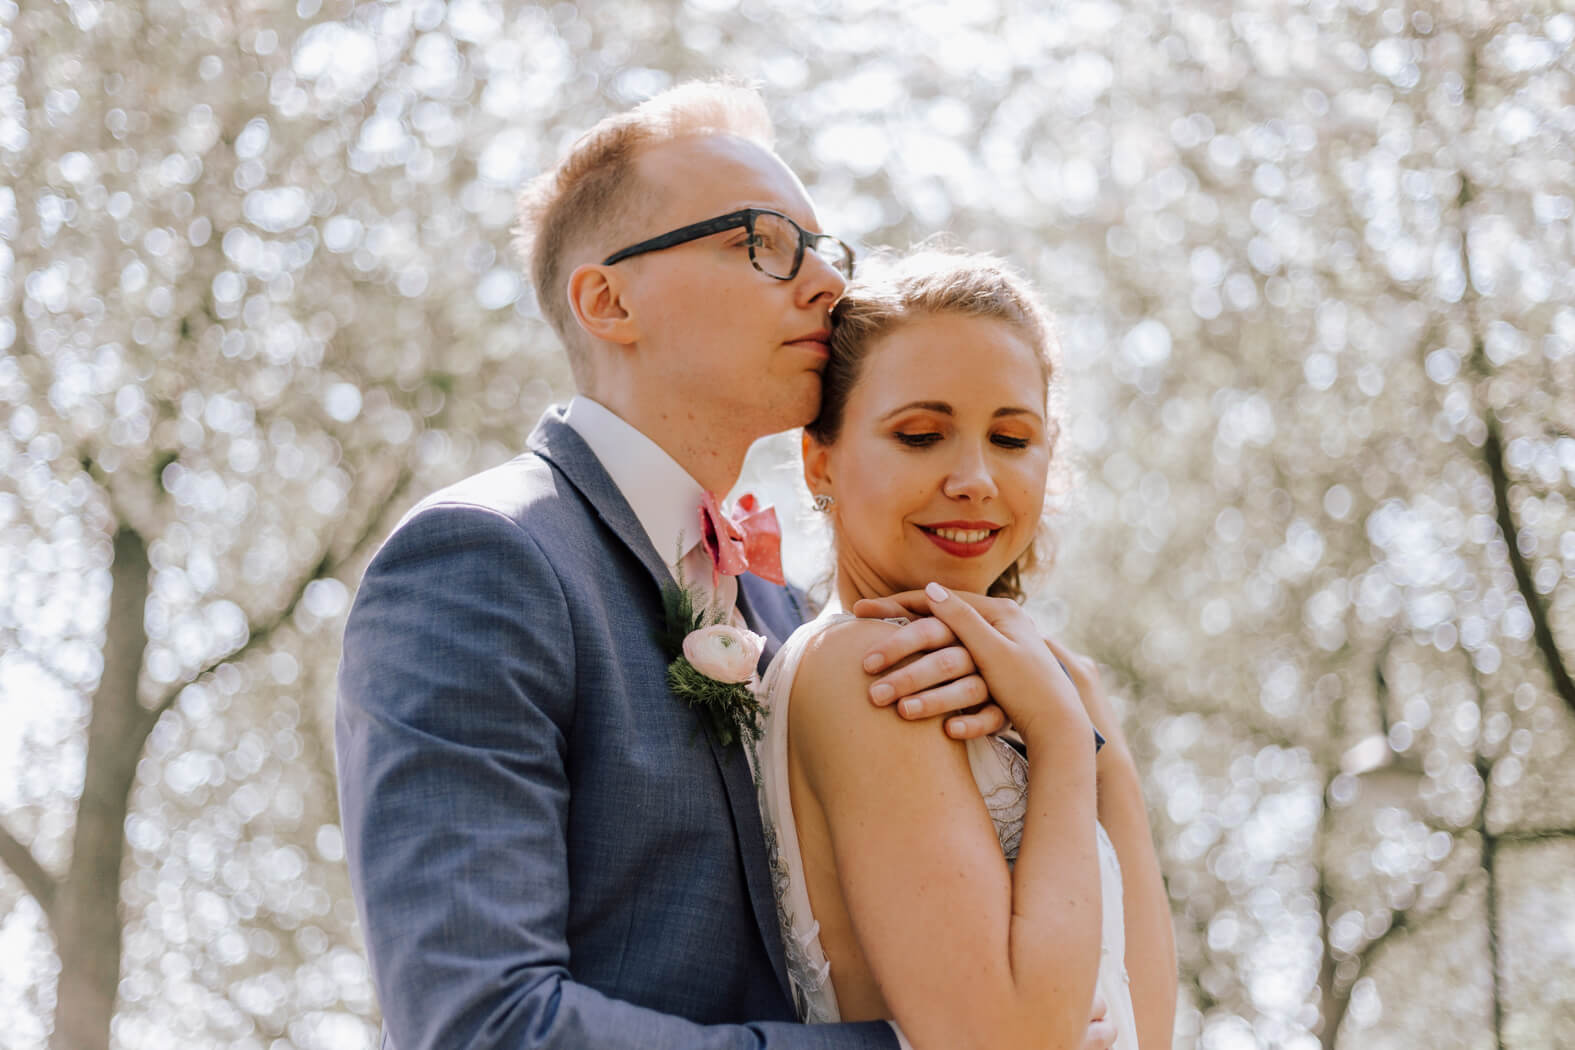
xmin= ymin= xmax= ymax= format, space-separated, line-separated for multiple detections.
xmin=893 ymin=431 xmax=943 ymax=448
xmin=991 ymin=434 xmax=1031 ymax=450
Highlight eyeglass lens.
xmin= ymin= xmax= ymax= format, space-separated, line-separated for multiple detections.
xmin=751 ymin=213 xmax=852 ymax=279
xmin=750 ymin=213 xmax=805 ymax=279
xmin=807 ymin=236 xmax=853 ymax=276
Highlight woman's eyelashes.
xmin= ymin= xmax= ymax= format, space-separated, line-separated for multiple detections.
xmin=891 ymin=430 xmax=1035 ymax=450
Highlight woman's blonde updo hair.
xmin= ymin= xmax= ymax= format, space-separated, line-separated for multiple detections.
xmin=806 ymin=247 xmax=1062 ymax=603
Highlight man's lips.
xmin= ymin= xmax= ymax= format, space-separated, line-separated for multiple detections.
xmin=785 ymin=329 xmax=831 ymax=354
xmin=917 ymin=521 xmax=1004 ymax=557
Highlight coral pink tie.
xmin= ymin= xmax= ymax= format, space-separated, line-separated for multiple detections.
xmin=698 ymin=492 xmax=785 ymax=587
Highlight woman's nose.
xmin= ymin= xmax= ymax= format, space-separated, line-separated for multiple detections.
xmin=942 ymin=444 xmax=998 ymax=502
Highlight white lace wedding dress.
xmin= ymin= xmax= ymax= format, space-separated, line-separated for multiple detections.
xmin=752 ymin=608 xmax=1138 ymax=1049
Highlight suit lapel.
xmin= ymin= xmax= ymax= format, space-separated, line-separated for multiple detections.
xmin=527 ymin=410 xmax=673 ymax=596
xmin=737 ymin=577 xmax=791 ymax=673
xmin=529 ymin=408 xmax=795 ymax=1006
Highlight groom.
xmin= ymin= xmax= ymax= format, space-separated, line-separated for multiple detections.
xmin=337 ymin=82 xmax=1107 ymax=1049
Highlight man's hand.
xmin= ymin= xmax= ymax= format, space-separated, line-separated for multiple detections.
xmin=852 ymin=594 xmax=1007 ymax=740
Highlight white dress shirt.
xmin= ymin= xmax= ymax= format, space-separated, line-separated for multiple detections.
xmin=562 ymin=395 xmax=737 ymax=616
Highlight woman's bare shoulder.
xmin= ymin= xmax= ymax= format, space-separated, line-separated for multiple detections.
xmin=790 ymin=616 xmax=900 ymax=718
xmin=789 ymin=616 xmax=965 ymax=786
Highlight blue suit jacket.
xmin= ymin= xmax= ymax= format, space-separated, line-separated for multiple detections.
xmin=336 ymin=407 xmax=897 ymax=1049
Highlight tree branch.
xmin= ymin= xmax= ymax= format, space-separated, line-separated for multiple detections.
xmin=143 ymin=466 xmax=414 ymax=727
xmin=1446 ymin=13 xmax=1575 ymax=724
xmin=1474 ymin=749 xmax=1506 ymax=1050
xmin=1337 ymin=862 xmax=1479 ymax=1001
xmin=1316 ymin=794 xmax=1342 ymax=1050
xmin=1482 ymin=417 xmax=1575 ymax=718
xmin=1460 ymin=600 xmax=1507 ymax=1050
xmin=0 ymin=823 xmax=57 ymax=927
xmin=1496 ymin=826 xmax=1575 ymax=846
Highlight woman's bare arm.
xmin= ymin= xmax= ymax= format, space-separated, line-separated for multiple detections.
xmin=792 ymin=592 xmax=1102 ymax=1050
xmin=1044 ymin=639 xmax=1177 ymax=1050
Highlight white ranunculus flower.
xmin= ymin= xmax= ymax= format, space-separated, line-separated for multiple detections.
xmin=682 ymin=624 xmax=765 ymax=684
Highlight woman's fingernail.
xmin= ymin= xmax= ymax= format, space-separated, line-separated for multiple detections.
xmin=925 ymin=581 xmax=948 ymax=602
xmin=870 ymin=683 xmax=893 ymax=704
xmin=900 ymin=699 xmax=920 ymax=717
xmin=863 ymin=653 xmax=885 ymax=673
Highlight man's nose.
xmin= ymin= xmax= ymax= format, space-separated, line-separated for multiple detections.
xmin=794 ymin=249 xmax=848 ymax=306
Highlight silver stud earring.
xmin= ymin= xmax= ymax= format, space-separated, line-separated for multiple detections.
xmin=812 ymin=493 xmax=835 ymax=513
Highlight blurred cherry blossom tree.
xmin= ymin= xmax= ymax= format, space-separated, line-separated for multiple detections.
xmin=2 ymin=1 xmax=1571 ymax=1049
xmin=1 ymin=1 xmax=576 ymax=1047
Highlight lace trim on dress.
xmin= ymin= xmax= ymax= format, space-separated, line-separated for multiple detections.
xmin=977 ymin=736 xmax=1029 ymax=864
xmin=752 ymin=625 xmax=840 ymax=1022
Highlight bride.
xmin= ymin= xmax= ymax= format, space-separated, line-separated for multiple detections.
xmin=753 ymin=250 xmax=1176 ymax=1050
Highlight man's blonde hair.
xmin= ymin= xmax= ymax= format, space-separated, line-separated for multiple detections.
xmin=513 ymin=80 xmax=775 ymax=386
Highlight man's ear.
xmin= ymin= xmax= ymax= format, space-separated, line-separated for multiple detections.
xmin=802 ymin=429 xmax=833 ymax=500
xmin=566 ymin=263 xmax=639 ymax=345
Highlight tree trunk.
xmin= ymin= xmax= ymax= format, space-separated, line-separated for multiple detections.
xmin=51 ymin=528 xmax=152 ymax=1050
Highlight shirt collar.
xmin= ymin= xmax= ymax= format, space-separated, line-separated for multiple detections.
xmin=562 ymin=395 xmax=707 ymax=577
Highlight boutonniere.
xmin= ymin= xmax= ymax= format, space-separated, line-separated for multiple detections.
xmin=655 ymin=582 xmax=767 ymax=749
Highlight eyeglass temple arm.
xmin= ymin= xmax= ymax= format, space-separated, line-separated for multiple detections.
xmin=602 ymin=210 xmax=756 ymax=266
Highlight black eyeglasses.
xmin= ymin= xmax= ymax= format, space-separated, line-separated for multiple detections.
xmin=602 ymin=208 xmax=855 ymax=281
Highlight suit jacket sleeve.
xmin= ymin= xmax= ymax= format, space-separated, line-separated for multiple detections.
xmin=336 ymin=502 xmax=898 ymax=1050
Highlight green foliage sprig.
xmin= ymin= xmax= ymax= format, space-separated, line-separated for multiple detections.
xmin=656 ymin=580 xmax=766 ymax=749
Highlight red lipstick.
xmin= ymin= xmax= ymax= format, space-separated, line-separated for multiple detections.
xmin=916 ymin=521 xmax=1003 ymax=558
